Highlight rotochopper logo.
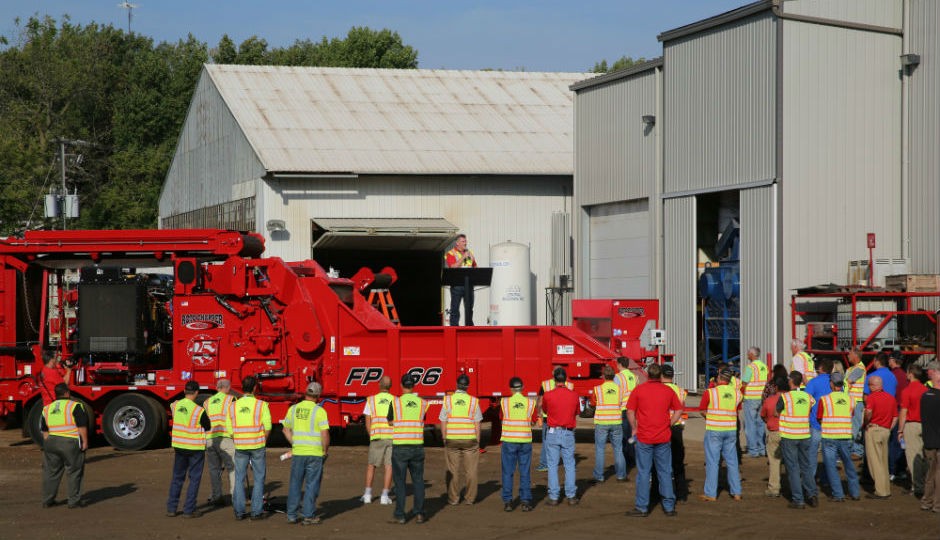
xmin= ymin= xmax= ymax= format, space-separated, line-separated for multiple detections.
xmin=187 ymin=334 xmax=220 ymax=367
xmin=182 ymin=314 xmax=224 ymax=331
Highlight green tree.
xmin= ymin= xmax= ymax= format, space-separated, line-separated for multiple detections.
xmin=591 ymin=55 xmax=646 ymax=74
xmin=211 ymin=34 xmax=237 ymax=63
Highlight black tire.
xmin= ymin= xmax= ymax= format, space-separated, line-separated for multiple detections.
xmin=25 ymin=400 xmax=45 ymax=448
xmin=102 ymin=393 xmax=166 ymax=450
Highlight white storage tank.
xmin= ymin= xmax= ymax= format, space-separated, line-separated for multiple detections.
xmin=489 ymin=241 xmax=532 ymax=325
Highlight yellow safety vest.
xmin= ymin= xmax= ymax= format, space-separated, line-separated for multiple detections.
xmin=367 ymin=391 xmax=394 ymax=441
xmin=205 ymin=392 xmax=234 ymax=439
xmin=500 ymin=393 xmax=535 ymax=444
xmin=614 ymin=368 xmax=638 ymax=409
xmin=171 ymin=398 xmax=207 ymax=450
xmin=444 ymin=392 xmax=479 ymax=440
xmin=228 ymin=396 xmax=270 ymax=450
xmin=445 ymin=248 xmax=475 ymax=267
xmin=285 ymin=401 xmax=329 ymax=457
xmin=845 ymin=364 xmax=866 ymax=404
xmin=819 ymin=391 xmax=853 ymax=440
xmin=665 ymin=382 xmax=688 ymax=425
xmin=392 ymin=393 xmax=427 ymax=445
xmin=540 ymin=378 xmax=574 ymax=417
xmin=43 ymin=399 xmax=82 ymax=439
xmin=705 ymin=386 xmax=739 ymax=431
xmin=743 ymin=361 xmax=768 ymax=400
xmin=593 ymin=381 xmax=623 ymax=425
xmin=780 ymin=390 xmax=813 ymax=440
xmin=799 ymin=351 xmax=816 ymax=384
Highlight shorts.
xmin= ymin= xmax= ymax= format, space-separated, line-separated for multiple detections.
xmin=368 ymin=438 xmax=393 ymax=467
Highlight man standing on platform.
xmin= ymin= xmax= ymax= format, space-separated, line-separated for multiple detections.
xmin=444 ymin=234 xmax=477 ymax=326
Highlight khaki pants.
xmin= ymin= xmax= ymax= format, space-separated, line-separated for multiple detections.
xmin=445 ymin=439 xmax=479 ymax=504
xmin=766 ymin=430 xmax=782 ymax=494
xmin=865 ymin=425 xmax=891 ymax=497
xmin=921 ymin=449 xmax=940 ymax=511
xmin=903 ymin=422 xmax=924 ymax=493
xmin=206 ymin=436 xmax=236 ymax=500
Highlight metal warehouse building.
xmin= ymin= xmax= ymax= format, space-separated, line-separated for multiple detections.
xmin=573 ymin=0 xmax=940 ymax=391
xmin=160 ymin=65 xmax=588 ymax=326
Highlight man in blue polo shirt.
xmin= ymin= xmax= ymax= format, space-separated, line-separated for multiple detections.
xmin=804 ymin=358 xmax=833 ymax=488
xmin=864 ymin=353 xmax=897 ymax=398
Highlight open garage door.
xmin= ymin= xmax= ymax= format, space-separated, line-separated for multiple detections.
xmin=311 ymin=218 xmax=459 ymax=326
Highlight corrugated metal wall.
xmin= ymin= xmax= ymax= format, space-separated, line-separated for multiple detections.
xmin=587 ymin=200 xmax=652 ymax=298
xmin=783 ymin=0 xmax=902 ymax=28
xmin=739 ymin=185 xmax=778 ymax=365
xmin=260 ymin=175 xmax=571 ymax=325
xmin=663 ymin=12 xmax=776 ymax=194
xmin=908 ymin=0 xmax=940 ymax=276
xmin=663 ymin=197 xmax=697 ymax=391
xmin=159 ymin=68 xmax=265 ymax=219
xmin=781 ymin=20 xmax=903 ymax=353
xmin=574 ymin=70 xmax=658 ymax=206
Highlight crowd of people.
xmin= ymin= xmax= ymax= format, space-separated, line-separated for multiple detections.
xmin=37 ymin=345 xmax=940 ymax=523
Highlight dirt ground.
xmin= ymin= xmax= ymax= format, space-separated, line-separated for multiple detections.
xmin=1 ymin=415 xmax=937 ymax=540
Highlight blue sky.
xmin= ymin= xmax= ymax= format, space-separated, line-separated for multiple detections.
xmin=1 ymin=1 xmax=747 ymax=72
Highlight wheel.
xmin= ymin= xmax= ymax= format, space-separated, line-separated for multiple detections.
xmin=25 ymin=400 xmax=45 ymax=448
xmin=102 ymin=394 xmax=166 ymax=450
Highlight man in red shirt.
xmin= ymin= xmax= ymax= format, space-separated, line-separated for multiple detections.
xmin=760 ymin=377 xmax=788 ymax=498
xmin=540 ymin=367 xmax=581 ymax=506
xmin=39 ymin=352 xmax=72 ymax=406
xmin=899 ymin=364 xmax=928 ymax=497
xmin=626 ymin=364 xmax=682 ymax=517
xmin=864 ymin=375 xmax=898 ymax=499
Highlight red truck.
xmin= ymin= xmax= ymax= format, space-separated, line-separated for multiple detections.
xmin=0 ymin=229 xmax=627 ymax=450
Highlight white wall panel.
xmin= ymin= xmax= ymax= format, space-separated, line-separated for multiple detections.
xmin=663 ymin=197 xmax=697 ymax=391
xmin=587 ymin=200 xmax=652 ymax=298
xmin=783 ymin=0 xmax=902 ymax=28
xmin=739 ymin=185 xmax=778 ymax=365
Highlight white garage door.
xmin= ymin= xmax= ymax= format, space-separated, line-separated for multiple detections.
xmin=589 ymin=199 xmax=651 ymax=298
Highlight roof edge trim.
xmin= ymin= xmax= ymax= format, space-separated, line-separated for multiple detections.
xmin=570 ymin=58 xmax=664 ymax=92
xmin=658 ymin=0 xmax=772 ymax=42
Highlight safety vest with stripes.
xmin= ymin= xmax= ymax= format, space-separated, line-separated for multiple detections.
xmin=780 ymin=390 xmax=813 ymax=440
xmin=366 ymin=391 xmax=395 ymax=441
xmin=500 ymin=393 xmax=535 ymax=444
xmin=743 ymin=360 xmax=769 ymax=400
xmin=229 ymin=396 xmax=270 ymax=450
xmin=285 ymin=400 xmax=329 ymax=456
xmin=171 ymin=398 xmax=207 ymax=450
xmin=392 ymin=393 xmax=427 ymax=445
xmin=705 ymin=385 xmax=740 ymax=431
xmin=798 ymin=351 xmax=816 ymax=384
xmin=540 ymin=378 xmax=574 ymax=417
xmin=665 ymin=382 xmax=688 ymax=425
xmin=444 ymin=392 xmax=479 ymax=440
xmin=819 ymin=391 xmax=853 ymax=440
xmin=205 ymin=391 xmax=234 ymax=439
xmin=845 ymin=364 xmax=866 ymax=405
xmin=43 ymin=399 xmax=82 ymax=439
xmin=445 ymin=248 xmax=475 ymax=267
xmin=593 ymin=381 xmax=623 ymax=425
xmin=614 ymin=368 xmax=638 ymax=409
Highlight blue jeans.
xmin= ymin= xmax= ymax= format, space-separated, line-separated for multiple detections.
xmin=742 ymin=399 xmax=766 ymax=456
xmin=809 ymin=428 xmax=825 ymax=486
xmin=449 ymin=286 xmax=473 ymax=326
xmin=167 ymin=449 xmax=204 ymax=514
xmin=286 ymin=455 xmax=324 ymax=521
xmin=392 ymin=445 xmax=425 ymax=519
xmin=888 ymin=424 xmax=903 ymax=476
xmin=537 ymin=423 xmax=548 ymax=469
xmin=780 ymin=437 xmax=816 ymax=504
xmin=544 ymin=428 xmax=576 ymax=500
xmin=622 ymin=412 xmax=636 ymax=469
xmin=501 ymin=442 xmax=532 ymax=503
xmin=233 ymin=447 xmax=266 ymax=518
xmin=635 ymin=441 xmax=675 ymax=512
xmin=851 ymin=402 xmax=865 ymax=457
xmin=703 ymin=430 xmax=741 ymax=498
xmin=822 ymin=439 xmax=859 ymax=499
xmin=593 ymin=423 xmax=625 ymax=481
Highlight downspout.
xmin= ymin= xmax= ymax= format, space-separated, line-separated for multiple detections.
xmin=901 ymin=0 xmax=910 ymax=261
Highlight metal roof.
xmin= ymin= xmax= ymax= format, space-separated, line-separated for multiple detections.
xmin=570 ymin=58 xmax=664 ymax=92
xmin=658 ymin=1 xmax=772 ymax=42
xmin=204 ymin=65 xmax=590 ymax=176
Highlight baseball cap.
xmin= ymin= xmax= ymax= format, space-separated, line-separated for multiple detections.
xmin=830 ymin=371 xmax=844 ymax=386
xmin=509 ymin=376 xmax=524 ymax=389
xmin=661 ymin=364 xmax=675 ymax=377
xmin=305 ymin=382 xmax=322 ymax=396
xmin=184 ymin=380 xmax=200 ymax=393
xmin=457 ymin=374 xmax=470 ymax=388
xmin=401 ymin=374 xmax=417 ymax=388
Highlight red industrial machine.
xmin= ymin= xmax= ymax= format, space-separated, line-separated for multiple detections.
xmin=0 ymin=229 xmax=623 ymax=450
xmin=572 ymin=299 xmax=667 ymax=365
